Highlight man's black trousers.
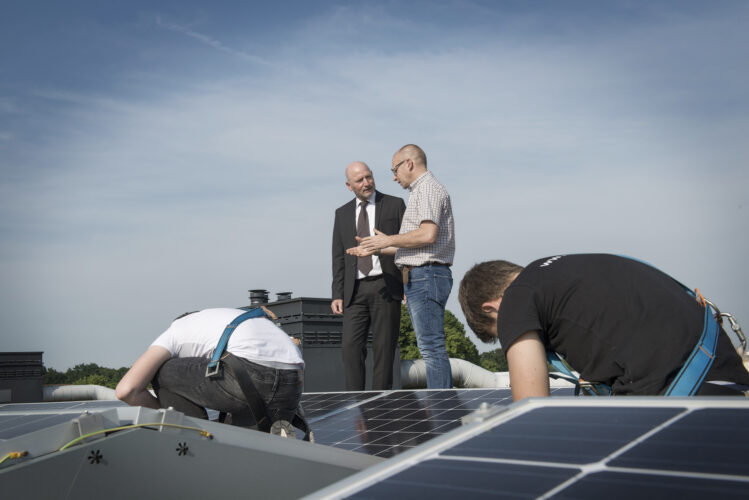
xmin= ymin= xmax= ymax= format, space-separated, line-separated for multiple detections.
xmin=342 ymin=276 xmax=401 ymax=391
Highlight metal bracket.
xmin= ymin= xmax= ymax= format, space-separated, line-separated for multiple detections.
xmin=72 ymin=412 xmax=107 ymax=444
xmin=133 ymin=406 xmax=184 ymax=432
xmin=461 ymin=402 xmax=504 ymax=426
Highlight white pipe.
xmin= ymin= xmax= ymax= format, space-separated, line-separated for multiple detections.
xmin=400 ymin=359 xmax=506 ymax=389
xmin=400 ymin=359 xmax=575 ymax=389
xmin=43 ymin=384 xmax=117 ymax=401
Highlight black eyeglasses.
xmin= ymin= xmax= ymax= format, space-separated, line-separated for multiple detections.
xmin=391 ymin=159 xmax=407 ymax=174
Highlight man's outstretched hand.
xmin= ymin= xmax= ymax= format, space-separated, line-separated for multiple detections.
xmin=346 ymin=229 xmax=392 ymax=257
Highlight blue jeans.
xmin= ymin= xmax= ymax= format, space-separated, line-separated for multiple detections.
xmin=405 ymin=264 xmax=453 ymax=388
xmin=153 ymin=356 xmax=302 ymax=429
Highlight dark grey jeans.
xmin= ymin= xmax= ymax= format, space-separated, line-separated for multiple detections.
xmin=152 ymin=356 xmax=302 ymax=428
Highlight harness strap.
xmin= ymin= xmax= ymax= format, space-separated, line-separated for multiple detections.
xmin=222 ymin=353 xmax=269 ymax=430
xmin=664 ymin=304 xmax=719 ymax=396
xmin=291 ymin=403 xmax=314 ymax=442
xmin=205 ymin=308 xmax=270 ymax=377
xmin=546 ymin=351 xmax=612 ymax=396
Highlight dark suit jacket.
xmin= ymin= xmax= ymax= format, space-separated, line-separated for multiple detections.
xmin=332 ymin=191 xmax=406 ymax=307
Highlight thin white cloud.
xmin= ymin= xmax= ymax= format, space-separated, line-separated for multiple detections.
xmin=154 ymin=15 xmax=270 ymax=66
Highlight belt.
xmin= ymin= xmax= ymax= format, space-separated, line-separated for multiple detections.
xmin=401 ymin=262 xmax=451 ymax=285
xmin=358 ymin=274 xmax=384 ymax=282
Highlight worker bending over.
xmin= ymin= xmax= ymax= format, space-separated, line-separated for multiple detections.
xmin=116 ymin=308 xmax=304 ymax=437
xmin=459 ymin=254 xmax=749 ymax=400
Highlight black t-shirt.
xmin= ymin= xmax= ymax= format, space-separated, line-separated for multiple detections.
xmin=498 ymin=254 xmax=749 ymax=395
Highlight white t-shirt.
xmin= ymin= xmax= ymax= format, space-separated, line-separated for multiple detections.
xmin=151 ymin=308 xmax=304 ymax=370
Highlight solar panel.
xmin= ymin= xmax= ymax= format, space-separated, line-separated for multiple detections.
xmin=304 ymin=388 xmax=540 ymax=457
xmin=0 ymin=400 xmax=127 ymax=412
xmin=0 ymin=413 xmax=89 ymax=440
xmin=0 ymin=400 xmax=127 ymax=441
xmin=304 ymin=398 xmax=749 ymax=499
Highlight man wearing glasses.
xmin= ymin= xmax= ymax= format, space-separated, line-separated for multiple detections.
xmin=349 ymin=145 xmax=456 ymax=389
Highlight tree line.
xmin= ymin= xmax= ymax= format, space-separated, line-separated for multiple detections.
xmin=43 ymin=364 xmax=129 ymax=389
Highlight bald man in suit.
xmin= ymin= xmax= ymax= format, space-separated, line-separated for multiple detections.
xmin=332 ymin=162 xmax=406 ymax=390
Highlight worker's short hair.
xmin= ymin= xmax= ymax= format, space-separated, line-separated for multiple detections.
xmin=459 ymin=260 xmax=524 ymax=343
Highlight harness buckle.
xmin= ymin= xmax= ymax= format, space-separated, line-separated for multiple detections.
xmin=205 ymin=362 xmax=221 ymax=378
xmin=578 ymin=379 xmax=613 ymax=396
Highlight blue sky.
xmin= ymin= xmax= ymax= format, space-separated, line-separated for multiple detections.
xmin=1 ymin=1 xmax=748 ymax=370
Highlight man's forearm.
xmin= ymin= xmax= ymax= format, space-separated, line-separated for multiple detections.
xmin=368 ymin=222 xmax=437 ymax=251
xmin=385 ymin=226 xmax=436 ymax=249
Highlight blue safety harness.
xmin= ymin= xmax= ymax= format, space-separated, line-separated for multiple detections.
xmin=546 ymin=260 xmax=720 ymax=397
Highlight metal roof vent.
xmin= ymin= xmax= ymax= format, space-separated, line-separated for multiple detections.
xmin=249 ymin=289 xmax=269 ymax=305
xmin=276 ymin=292 xmax=292 ymax=301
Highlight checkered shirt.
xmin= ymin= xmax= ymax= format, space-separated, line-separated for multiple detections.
xmin=395 ymin=171 xmax=455 ymax=267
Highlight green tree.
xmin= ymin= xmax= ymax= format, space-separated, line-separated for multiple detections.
xmin=479 ymin=348 xmax=508 ymax=372
xmin=73 ymin=374 xmax=111 ymax=387
xmin=398 ymin=304 xmax=422 ymax=360
xmin=42 ymin=363 xmax=129 ymax=389
xmin=41 ymin=367 xmax=67 ymax=385
xmin=398 ymin=305 xmax=479 ymax=365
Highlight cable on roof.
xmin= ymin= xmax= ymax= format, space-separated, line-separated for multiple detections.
xmin=59 ymin=423 xmax=214 ymax=451
xmin=0 ymin=451 xmax=28 ymax=465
